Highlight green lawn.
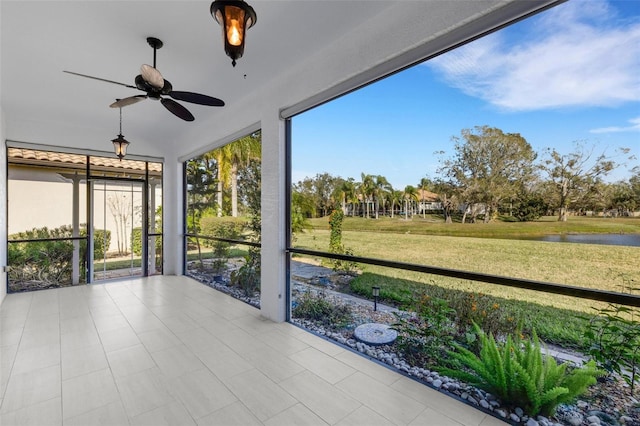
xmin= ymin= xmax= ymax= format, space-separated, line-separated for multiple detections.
xmin=294 ymin=215 xmax=640 ymax=348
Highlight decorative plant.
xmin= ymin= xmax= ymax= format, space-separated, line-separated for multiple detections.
xmin=392 ymin=294 xmax=456 ymax=366
xmin=326 ymin=209 xmax=357 ymax=274
xmin=440 ymin=324 xmax=602 ymax=417
xmin=584 ymin=304 xmax=640 ymax=396
xmin=292 ymin=291 xmax=353 ymax=330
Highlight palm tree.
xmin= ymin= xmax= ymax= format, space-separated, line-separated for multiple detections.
xmin=418 ymin=177 xmax=431 ymax=218
xmin=212 ymin=145 xmax=232 ymax=217
xmin=389 ymin=189 xmax=403 ymax=218
xmin=403 ymin=185 xmax=418 ymax=220
xmin=228 ymin=133 xmax=261 ymax=217
xmin=337 ymin=178 xmax=357 ymax=216
xmin=360 ymin=173 xmax=374 ymax=218
xmin=213 ymin=132 xmax=262 ymax=218
xmin=373 ymin=175 xmax=392 ymax=219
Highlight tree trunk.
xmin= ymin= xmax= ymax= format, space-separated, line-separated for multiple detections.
xmin=216 ymin=171 xmax=223 ymax=217
xmin=231 ymin=163 xmax=238 ymax=217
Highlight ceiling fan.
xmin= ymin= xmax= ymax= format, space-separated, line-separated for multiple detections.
xmin=64 ymin=37 xmax=224 ymax=122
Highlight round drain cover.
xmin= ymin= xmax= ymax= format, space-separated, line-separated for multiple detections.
xmin=353 ymin=323 xmax=397 ymax=346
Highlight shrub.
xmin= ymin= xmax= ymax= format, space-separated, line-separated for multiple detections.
xmin=447 ymin=291 xmax=516 ymax=338
xmin=8 ymin=225 xmax=109 ymax=290
xmin=393 ymin=294 xmax=456 ymax=366
xmin=585 ymin=304 xmax=640 ymax=396
xmin=292 ymin=291 xmax=353 ymax=330
xmin=440 ymin=324 xmax=602 ymax=417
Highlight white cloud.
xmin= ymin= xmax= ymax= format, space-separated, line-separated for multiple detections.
xmin=428 ymin=0 xmax=640 ymax=111
xmin=590 ymin=116 xmax=640 ymax=133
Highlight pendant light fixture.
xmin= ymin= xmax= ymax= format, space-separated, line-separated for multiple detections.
xmin=112 ymin=104 xmax=130 ymax=160
xmin=210 ymin=0 xmax=257 ymax=67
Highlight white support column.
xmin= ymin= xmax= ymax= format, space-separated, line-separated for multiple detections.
xmin=260 ymin=110 xmax=287 ymax=323
xmin=72 ymin=173 xmax=80 ymax=284
xmin=149 ymin=179 xmax=157 ymax=274
xmin=162 ymin=155 xmax=183 ymax=275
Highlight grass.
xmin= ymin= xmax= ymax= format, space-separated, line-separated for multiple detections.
xmin=307 ymin=215 xmax=640 ymax=238
xmin=294 ymin=215 xmax=640 ymax=348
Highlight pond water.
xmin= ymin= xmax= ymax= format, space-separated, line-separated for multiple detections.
xmin=526 ymin=233 xmax=640 ymax=247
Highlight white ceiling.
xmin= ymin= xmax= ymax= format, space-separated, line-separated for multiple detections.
xmin=1 ymin=1 xmax=559 ymax=161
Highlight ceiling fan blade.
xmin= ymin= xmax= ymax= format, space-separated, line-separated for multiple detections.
xmin=63 ymin=71 xmax=137 ymax=89
xmin=161 ymin=98 xmax=194 ymax=121
xmin=169 ymin=91 xmax=225 ymax=107
xmin=140 ymin=64 xmax=164 ymax=89
xmin=109 ymin=95 xmax=148 ymax=108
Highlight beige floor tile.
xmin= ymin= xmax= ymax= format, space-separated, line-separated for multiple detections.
xmin=18 ymin=326 xmax=60 ymax=352
xmin=242 ymin=345 xmax=305 ymax=382
xmin=0 ymin=328 xmax=23 ymax=347
xmin=479 ymin=414 xmax=510 ymax=426
xmin=224 ymin=369 xmax=297 ymax=422
xmin=255 ymin=329 xmax=310 ymax=356
xmin=334 ymin=350 xmax=401 ymax=387
xmin=99 ymin=325 xmax=141 ymax=353
xmin=0 ymin=396 xmax=62 ymax=426
xmin=216 ymin=327 xmax=271 ymax=354
xmin=61 ymin=344 xmax=108 ymax=380
xmin=61 ymin=329 xmax=101 ymax=353
xmin=263 ymin=402 xmax=329 ymax=426
xmin=280 ymin=370 xmax=361 ymax=424
xmin=160 ymin=313 xmax=200 ymax=334
xmin=196 ymin=401 xmax=263 ymax=426
xmin=336 ymin=372 xmax=426 ymax=425
xmin=105 ymin=344 xmax=156 ymax=378
xmin=130 ymin=400 xmax=196 ymax=426
xmin=409 ymin=407 xmax=465 ymax=426
xmin=198 ymin=313 xmax=241 ymax=335
xmin=390 ymin=376 xmax=494 ymax=426
xmin=64 ymin=400 xmax=129 ymax=426
xmin=114 ymin=367 xmax=175 ymax=418
xmin=168 ymin=368 xmax=237 ymax=419
xmin=334 ymin=405 xmax=395 ymax=426
xmin=196 ymin=344 xmax=253 ymax=380
xmin=174 ymin=327 xmax=221 ymax=355
xmin=289 ymin=346 xmax=356 ymax=384
xmin=293 ymin=331 xmax=345 ymax=357
xmin=0 ymin=277 xmax=502 ymax=426
xmin=61 ymin=368 xmax=119 ymax=419
xmin=0 ymin=365 xmax=61 ymax=414
xmin=91 ymin=313 xmax=130 ymax=334
xmin=150 ymin=344 xmax=205 ymax=378
xmin=12 ymin=343 xmax=60 ymax=375
xmin=136 ymin=327 xmax=181 ymax=353
xmin=60 ymin=315 xmax=95 ymax=335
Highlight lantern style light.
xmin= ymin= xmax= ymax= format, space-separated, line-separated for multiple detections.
xmin=210 ymin=0 xmax=257 ymax=67
xmin=372 ymin=286 xmax=380 ymax=311
xmin=112 ymin=106 xmax=130 ymax=160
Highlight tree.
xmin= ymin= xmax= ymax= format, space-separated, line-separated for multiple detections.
xmin=185 ymin=153 xmax=218 ymax=230
xmin=106 ymin=192 xmax=132 ymax=255
xmin=440 ymin=126 xmax=537 ymax=223
xmin=372 ymin=175 xmax=392 ymax=219
xmin=430 ymin=179 xmax=459 ymax=223
xmin=417 ymin=177 xmax=431 ymax=218
xmin=389 ymin=189 xmax=403 ymax=218
xmin=402 ymin=185 xmax=418 ymax=220
xmin=359 ymin=173 xmax=375 ymax=218
xmin=337 ymin=178 xmax=357 ymax=216
xmin=541 ymin=142 xmax=623 ymax=221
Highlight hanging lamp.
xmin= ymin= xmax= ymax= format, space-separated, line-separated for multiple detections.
xmin=112 ymin=105 xmax=130 ymax=160
xmin=210 ymin=0 xmax=257 ymax=67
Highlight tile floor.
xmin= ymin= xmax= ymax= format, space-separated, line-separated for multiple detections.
xmin=0 ymin=275 xmax=507 ymax=425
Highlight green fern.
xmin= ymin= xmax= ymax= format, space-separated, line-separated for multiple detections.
xmin=439 ymin=324 xmax=602 ymax=417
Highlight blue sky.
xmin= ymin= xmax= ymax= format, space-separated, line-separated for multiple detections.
xmin=291 ymin=0 xmax=640 ymax=189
